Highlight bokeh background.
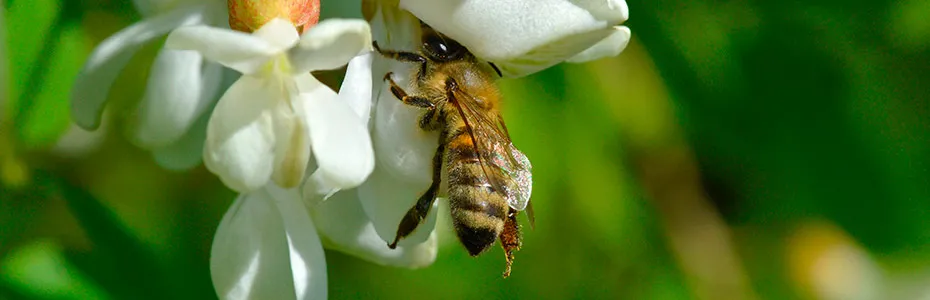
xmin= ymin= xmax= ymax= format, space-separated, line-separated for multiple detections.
xmin=2 ymin=0 xmax=930 ymax=299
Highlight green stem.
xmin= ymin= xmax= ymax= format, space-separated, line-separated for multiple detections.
xmin=11 ymin=10 xmax=65 ymax=146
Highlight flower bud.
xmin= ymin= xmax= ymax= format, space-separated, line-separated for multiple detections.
xmin=228 ymin=0 xmax=320 ymax=33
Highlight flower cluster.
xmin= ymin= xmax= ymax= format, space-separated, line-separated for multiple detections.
xmin=71 ymin=0 xmax=228 ymax=169
xmin=358 ymin=0 xmax=631 ymax=250
xmin=70 ymin=0 xmax=630 ymax=299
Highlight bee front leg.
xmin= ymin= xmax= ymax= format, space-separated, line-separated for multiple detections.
xmin=373 ymin=41 xmax=428 ymax=81
xmin=389 ymin=135 xmax=446 ymax=249
xmin=384 ymin=72 xmax=434 ymax=109
xmin=373 ymin=41 xmax=426 ymax=64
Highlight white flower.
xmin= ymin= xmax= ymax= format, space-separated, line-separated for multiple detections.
xmin=357 ymin=0 xmax=631 ymax=245
xmin=354 ymin=3 xmax=442 ymax=246
xmin=199 ymin=15 xmax=436 ymax=299
xmin=165 ymin=18 xmax=374 ymax=194
xmin=212 ymin=184 xmax=437 ymax=300
xmin=70 ymin=0 xmax=228 ymax=170
xmin=399 ymin=0 xmax=632 ymax=77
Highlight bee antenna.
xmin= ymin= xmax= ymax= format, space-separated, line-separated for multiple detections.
xmin=489 ymin=62 xmax=503 ymax=77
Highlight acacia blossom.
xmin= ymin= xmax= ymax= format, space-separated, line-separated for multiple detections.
xmin=71 ymin=0 xmax=228 ymax=169
xmin=166 ymin=17 xmax=374 ymax=193
xmin=358 ymin=0 xmax=631 ymax=248
xmin=166 ymin=8 xmax=437 ymax=298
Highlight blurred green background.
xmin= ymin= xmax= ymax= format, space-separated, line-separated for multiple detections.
xmin=3 ymin=0 xmax=930 ymax=299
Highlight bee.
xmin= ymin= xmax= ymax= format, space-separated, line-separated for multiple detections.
xmin=373 ymin=23 xmax=535 ymax=278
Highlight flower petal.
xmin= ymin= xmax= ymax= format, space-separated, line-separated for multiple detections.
xmin=288 ymin=19 xmax=372 ymax=73
xmin=362 ymin=2 xmax=442 ymax=246
xmin=151 ymin=112 xmax=208 ymax=171
xmin=399 ymin=0 xmax=610 ymax=62
xmin=565 ymin=0 xmax=629 ymax=23
xmin=369 ymin=61 xmax=436 ymax=183
xmin=203 ymin=76 xmax=277 ymax=193
xmin=489 ymin=26 xmax=616 ymax=77
xmin=337 ymin=53 xmax=374 ymax=123
xmin=211 ymin=192 xmax=293 ymax=300
xmin=250 ymin=18 xmax=301 ymax=50
xmin=133 ymin=48 xmax=222 ymax=147
xmin=211 ymin=186 xmax=327 ymax=300
xmin=266 ymin=186 xmax=327 ymax=300
xmin=166 ymin=25 xmax=280 ymax=74
xmin=299 ymin=75 xmax=374 ymax=196
xmin=309 ymin=188 xmax=437 ymax=268
xmin=357 ymin=165 xmax=439 ymax=247
xmin=566 ymin=26 xmax=631 ymax=63
xmin=269 ymin=101 xmax=311 ymax=189
xmin=71 ymin=5 xmax=206 ymax=130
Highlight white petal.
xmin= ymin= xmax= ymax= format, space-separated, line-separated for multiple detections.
xmin=151 ymin=112 xmax=208 ymax=171
xmin=364 ymin=3 xmax=441 ymax=247
xmin=337 ymin=53 xmax=374 ymax=123
xmin=491 ymin=26 xmax=616 ymax=77
xmin=133 ymin=48 xmax=221 ymax=147
xmin=567 ymin=0 xmax=629 ymax=23
xmin=357 ymin=165 xmax=439 ymax=247
xmin=309 ymin=188 xmax=437 ymax=268
xmin=399 ymin=0 xmax=611 ymax=62
xmin=203 ymin=76 xmax=277 ymax=193
xmin=566 ymin=26 xmax=631 ymax=63
xmin=369 ymin=62 xmax=436 ymax=183
xmin=266 ymin=186 xmax=327 ymax=300
xmin=166 ymin=25 xmax=281 ymax=74
xmin=251 ymin=18 xmax=301 ymax=50
xmin=299 ymin=75 xmax=374 ymax=196
xmin=288 ymin=19 xmax=372 ymax=73
xmin=269 ymin=101 xmax=311 ymax=189
xmin=211 ymin=187 xmax=326 ymax=300
xmin=71 ymin=5 xmax=206 ymax=130
xmin=211 ymin=192 xmax=293 ymax=300
xmin=368 ymin=0 xmax=421 ymax=52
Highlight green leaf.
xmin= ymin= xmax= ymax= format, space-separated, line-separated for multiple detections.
xmin=33 ymin=172 xmax=171 ymax=300
xmin=15 ymin=23 xmax=88 ymax=149
xmin=0 ymin=240 xmax=109 ymax=300
xmin=6 ymin=0 xmax=59 ymax=113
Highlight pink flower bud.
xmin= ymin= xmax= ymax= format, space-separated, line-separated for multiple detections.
xmin=228 ymin=0 xmax=320 ymax=33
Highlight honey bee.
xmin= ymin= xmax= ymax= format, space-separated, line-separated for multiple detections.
xmin=373 ymin=23 xmax=535 ymax=278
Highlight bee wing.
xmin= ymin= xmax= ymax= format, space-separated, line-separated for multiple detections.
xmin=450 ymin=88 xmax=533 ymax=212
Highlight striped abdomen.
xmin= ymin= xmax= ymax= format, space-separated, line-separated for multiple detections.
xmin=444 ymin=127 xmax=509 ymax=256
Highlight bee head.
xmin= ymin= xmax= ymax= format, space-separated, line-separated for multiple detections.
xmin=420 ymin=29 xmax=466 ymax=62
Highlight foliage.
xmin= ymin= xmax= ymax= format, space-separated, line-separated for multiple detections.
xmin=2 ymin=0 xmax=929 ymax=299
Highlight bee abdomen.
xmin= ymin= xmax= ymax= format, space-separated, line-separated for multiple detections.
xmin=444 ymin=123 xmax=508 ymax=255
xmin=448 ymin=162 xmax=508 ymax=256
xmin=445 ymin=128 xmax=480 ymax=163
xmin=449 ymin=197 xmax=507 ymax=255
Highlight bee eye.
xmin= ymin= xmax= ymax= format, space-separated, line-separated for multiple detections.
xmin=423 ymin=34 xmax=464 ymax=61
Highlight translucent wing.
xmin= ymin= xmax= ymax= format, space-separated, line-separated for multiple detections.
xmin=449 ymin=87 xmax=533 ymax=212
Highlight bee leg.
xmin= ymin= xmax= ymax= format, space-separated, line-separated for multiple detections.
xmin=384 ymin=72 xmax=434 ymax=109
xmin=389 ymin=139 xmax=446 ymax=249
xmin=373 ymin=41 xmax=428 ymax=80
xmin=499 ymin=208 xmax=523 ymax=278
xmin=373 ymin=41 xmax=426 ymax=64
xmin=418 ymin=107 xmax=443 ymax=131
